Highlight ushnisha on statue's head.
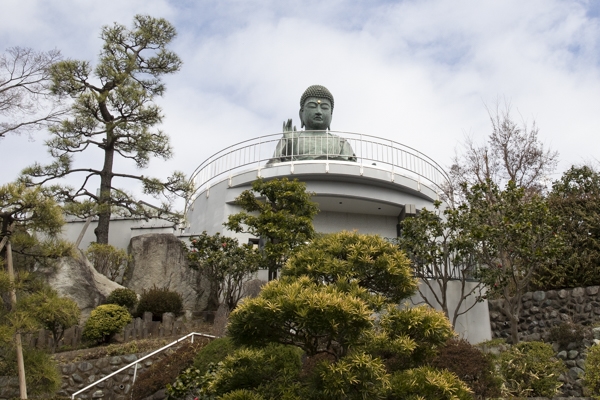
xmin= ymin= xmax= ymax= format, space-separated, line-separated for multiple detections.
xmin=299 ymin=85 xmax=334 ymax=131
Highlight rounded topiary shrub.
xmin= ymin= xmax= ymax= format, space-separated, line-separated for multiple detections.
xmin=135 ymin=285 xmax=183 ymax=321
xmin=83 ymin=304 xmax=132 ymax=344
xmin=498 ymin=341 xmax=566 ymax=398
xmin=105 ymin=288 xmax=138 ymax=311
xmin=431 ymin=338 xmax=501 ymax=399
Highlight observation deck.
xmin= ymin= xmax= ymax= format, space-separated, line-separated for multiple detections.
xmin=184 ymin=132 xmax=450 ymax=239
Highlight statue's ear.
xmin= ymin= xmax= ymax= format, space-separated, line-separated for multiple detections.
xmin=299 ymin=109 xmax=304 ymax=129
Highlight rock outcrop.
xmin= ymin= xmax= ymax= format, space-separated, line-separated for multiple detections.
xmin=37 ymin=250 xmax=124 ymax=320
xmin=125 ymin=233 xmax=208 ymax=314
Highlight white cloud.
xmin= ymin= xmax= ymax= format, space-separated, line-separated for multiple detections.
xmin=2 ymin=0 xmax=600 ymax=201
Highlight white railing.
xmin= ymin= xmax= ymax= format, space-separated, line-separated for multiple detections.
xmin=186 ymin=131 xmax=450 ymax=211
xmin=70 ymin=332 xmax=217 ymax=400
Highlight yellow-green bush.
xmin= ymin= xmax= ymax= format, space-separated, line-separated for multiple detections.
xmin=86 ymin=242 xmax=131 ymax=281
xmin=377 ymin=304 xmax=455 ymax=368
xmin=388 ymin=366 xmax=473 ymax=400
xmin=585 ymin=343 xmax=600 ymax=399
xmin=499 ymin=341 xmax=565 ymax=398
xmin=218 ymin=390 xmax=265 ymax=400
xmin=82 ymin=304 xmax=132 ymax=344
xmin=315 ymin=352 xmax=389 ymax=400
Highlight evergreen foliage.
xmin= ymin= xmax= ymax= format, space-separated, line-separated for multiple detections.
xmin=315 ymin=352 xmax=390 ymax=400
xmin=498 ymin=341 xmax=565 ymax=397
xmin=398 ymin=199 xmax=484 ymax=327
xmin=86 ymin=243 xmax=131 ymax=282
xmin=19 ymin=287 xmax=80 ymax=352
xmin=105 ymin=287 xmax=138 ymax=311
xmin=227 ymin=276 xmax=373 ymax=359
xmin=534 ymin=165 xmax=600 ymax=290
xmin=388 ymin=366 xmax=473 ymax=400
xmin=224 ymin=178 xmax=318 ymax=280
xmin=193 ymin=337 xmax=237 ymax=374
xmin=468 ymin=180 xmax=563 ymax=343
xmin=584 ymin=343 xmax=600 ymax=399
xmin=431 ymin=338 xmax=502 ymax=399
xmin=170 ymin=231 xmax=462 ymax=399
xmin=82 ymin=304 xmax=132 ymax=344
xmin=187 ymin=231 xmax=260 ymax=313
xmin=21 ymin=15 xmax=191 ymax=244
xmin=282 ymin=231 xmax=416 ymax=308
xmin=135 ymin=285 xmax=183 ymax=319
xmin=0 ymin=346 xmax=61 ymax=396
xmin=0 ymin=182 xmax=72 ymax=398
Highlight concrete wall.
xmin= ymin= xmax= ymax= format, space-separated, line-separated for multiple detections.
xmin=62 ymin=217 xmax=176 ymax=250
xmin=186 ymin=161 xmax=439 ymax=240
xmin=412 ymin=280 xmax=491 ymax=344
xmin=314 ymin=211 xmax=398 ymax=237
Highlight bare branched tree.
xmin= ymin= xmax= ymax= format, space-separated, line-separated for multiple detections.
xmin=0 ymin=47 xmax=66 ymax=138
xmin=448 ymin=100 xmax=558 ymax=203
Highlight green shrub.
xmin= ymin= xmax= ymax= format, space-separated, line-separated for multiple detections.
xmin=105 ymin=288 xmax=138 ymax=311
xmin=378 ymin=305 xmax=455 ymax=368
xmin=136 ymin=285 xmax=183 ymax=320
xmin=218 ymin=390 xmax=265 ymax=400
xmin=170 ymin=343 xmax=302 ymax=399
xmin=584 ymin=343 xmax=600 ymax=399
xmin=499 ymin=341 xmax=565 ymax=398
xmin=86 ymin=242 xmax=131 ymax=281
xmin=388 ymin=366 xmax=473 ymax=400
xmin=193 ymin=337 xmax=237 ymax=374
xmin=314 ymin=352 xmax=389 ymax=400
xmin=0 ymin=346 xmax=61 ymax=396
xmin=431 ymin=338 xmax=501 ymax=399
xmin=82 ymin=304 xmax=132 ymax=344
xmin=208 ymin=344 xmax=303 ymax=397
xmin=548 ymin=321 xmax=590 ymax=349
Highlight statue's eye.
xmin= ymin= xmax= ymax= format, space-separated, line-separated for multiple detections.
xmin=321 ymin=104 xmax=330 ymax=110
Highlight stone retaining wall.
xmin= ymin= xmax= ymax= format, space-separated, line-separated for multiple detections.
xmin=488 ymin=286 xmax=600 ymax=342
xmin=488 ymin=285 xmax=600 ymax=397
xmin=57 ymin=347 xmax=177 ymax=400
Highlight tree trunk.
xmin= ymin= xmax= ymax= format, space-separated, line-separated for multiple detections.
xmin=7 ymin=239 xmax=28 ymax=398
xmin=268 ymin=268 xmax=277 ymax=281
xmin=94 ymin=144 xmax=115 ymax=244
xmin=509 ymin=313 xmax=519 ymax=344
xmin=502 ymin=295 xmax=521 ymax=344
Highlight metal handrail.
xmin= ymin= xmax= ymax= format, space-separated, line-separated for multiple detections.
xmin=185 ymin=131 xmax=450 ymax=213
xmin=70 ymin=332 xmax=217 ymax=400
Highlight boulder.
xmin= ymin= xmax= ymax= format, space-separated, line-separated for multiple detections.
xmin=37 ymin=250 xmax=124 ymax=320
xmin=125 ymin=233 xmax=208 ymax=314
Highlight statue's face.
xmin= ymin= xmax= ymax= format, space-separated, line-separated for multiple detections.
xmin=300 ymin=97 xmax=332 ymax=130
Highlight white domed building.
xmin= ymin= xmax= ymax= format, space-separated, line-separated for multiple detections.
xmin=62 ymin=85 xmax=492 ymax=343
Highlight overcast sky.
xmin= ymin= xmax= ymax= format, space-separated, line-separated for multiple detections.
xmin=2 ymin=0 xmax=600 ymax=206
